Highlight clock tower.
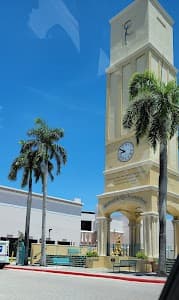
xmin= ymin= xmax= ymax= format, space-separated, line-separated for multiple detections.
xmin=97 ymin=0 xmax=179 ymax=258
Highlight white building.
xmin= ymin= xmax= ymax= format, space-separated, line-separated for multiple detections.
xmin=0 ymin=185 xmax=82 ymax=249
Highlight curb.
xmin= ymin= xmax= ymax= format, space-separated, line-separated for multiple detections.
xmin=5 ymin=265 xmax=166 ymax=284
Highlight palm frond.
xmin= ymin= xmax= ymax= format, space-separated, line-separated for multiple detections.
xmin=123 ymin=106 xmax=135 ymax=129
xmin=25 ymin=118 xmax=67 ymax=185
xmin=129 ymin=71 xmax=159 ymax=100
xmin=8 ymin=156 xmax=25 ymax=181
xmin=148 ymin=115 xmax=160 ymax=150
xmin=123 ymin=91 xmax=156 ymax=143
xmin=48 ymin=161 xmax=54 ymax=181
xmin=165 ymin=81 xmax=179 ymax=105
xmin=21 ymin=168 xmax=30 ymax=188
xmin=169 ymin=109 xmax=179 ymax=138
xmin=125 ymin=71 xmax=179 ymax=149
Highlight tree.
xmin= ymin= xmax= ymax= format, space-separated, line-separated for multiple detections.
xmin=8 ymin=144 xmax=39 ymax=265
xmin=27 ymin=118 xmax=67 ymax=266
xmin=123 ymin=71 xmax=179 ymax=276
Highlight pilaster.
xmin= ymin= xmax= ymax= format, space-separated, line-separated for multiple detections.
xmin=172 ymin=218 xmax=179 ymax=258
xmin=141 ymin=212 xmax=159 ymax=258
xmin=96 ymin=217 xmax=111 ymax=256
xmin=128 ymin=219 xmax=141 ymax=256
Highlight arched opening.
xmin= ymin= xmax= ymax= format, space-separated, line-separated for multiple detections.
xmin=166 ymin=214 xmax=175 ymax=259
xmin=167 ymin=202 xmax=179 ymax=259
xmin=110 ymin=212 xmax=129 ymax=256
xmin=99 ymin=195 xmax=145 ymax=257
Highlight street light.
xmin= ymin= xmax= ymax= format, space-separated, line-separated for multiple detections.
xmin=48 ymin=228 xmax=52 ymax=240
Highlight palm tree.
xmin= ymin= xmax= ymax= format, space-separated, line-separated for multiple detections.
xmin=27 ymin=118 xmax=67 ymax=266
xmin=123 ymin=71 xmax=179 ymax=276
xmin=8 ymin=144 xmax=39 ymax=265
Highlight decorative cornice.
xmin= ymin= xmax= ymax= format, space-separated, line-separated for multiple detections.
xmin=97 ymin=185 xmax=158 ymax=199
xmin=104 ymin=160 xmax=179 ymax=177
xmin=97 ymin=185 xmax=179 ymax=200
xmin=104 ymin=160 xmax=151 ymax=175
xmin=141 ymin=211 xmax=159 ymax=217
xmin=106 ymin=43 xmax=177 ymax=75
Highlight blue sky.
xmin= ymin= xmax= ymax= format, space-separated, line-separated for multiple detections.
xmin=0 ymin=0 xmax=179 ymax=211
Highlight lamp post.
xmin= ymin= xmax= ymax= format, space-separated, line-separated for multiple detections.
xmin=48 ymin=228 xmax=52 ymax=240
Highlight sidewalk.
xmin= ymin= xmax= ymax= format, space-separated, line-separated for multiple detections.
xmin=5 ymin=264 xmax=167 ymax=284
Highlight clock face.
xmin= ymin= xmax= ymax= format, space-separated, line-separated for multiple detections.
xmin=118 ymin=142 xmax=134 ymax=162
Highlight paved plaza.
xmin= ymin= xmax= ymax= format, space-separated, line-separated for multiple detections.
xmin=0 ymin=268 xmax=164 ymax=300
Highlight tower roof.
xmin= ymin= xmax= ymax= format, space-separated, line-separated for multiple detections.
xmin=110 ymin=0 xmax=174 ymax=26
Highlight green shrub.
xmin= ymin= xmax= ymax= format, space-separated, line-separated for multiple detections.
xmin=136 ymin=251 xmax=147 ymax=259
xmin=86 ymin=250 xmax=98 ymax=257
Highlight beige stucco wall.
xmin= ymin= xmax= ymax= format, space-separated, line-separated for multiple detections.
xmin=105 ymin=168 xmax=150 ymax=193
xmin=31 ymin=244 xmax=94 ymax=264
xmin=106 ymin=136 xmax=151 ymax=171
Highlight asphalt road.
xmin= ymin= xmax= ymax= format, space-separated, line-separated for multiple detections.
xmin=0 ymin=269 xmax=164 ymax=300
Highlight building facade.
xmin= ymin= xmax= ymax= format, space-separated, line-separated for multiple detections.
xmin=0 ymin=185 xmax=82 ymax=253
xmin=0 ymin=184 xmax=175 ymax=258
xmin=97 ymin=0 xmax=179 ymax=258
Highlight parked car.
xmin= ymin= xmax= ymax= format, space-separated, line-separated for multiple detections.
xmin=0 ymin=241 xmax=9 ymax=269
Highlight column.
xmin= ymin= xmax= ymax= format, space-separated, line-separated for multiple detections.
xmin=96 ymin=216 xmax=111 ymax=256
xmin=128 ymin=220 xmax=142 ymax=256
xmin=135 ymin=221 xmax=142 ymax=254
xmin=129 ymin=220 xmax=135 ymax=256
xmin=140 ymin=219 xmax=144 ymax=251
xmin=141 ymin=212 xmax=159 ymax=258
xmin=172 ymin=217 xmax=179 ymax=258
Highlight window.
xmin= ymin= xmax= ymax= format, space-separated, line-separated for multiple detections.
xmin=81 ymin=220 xmax=92 ymax=231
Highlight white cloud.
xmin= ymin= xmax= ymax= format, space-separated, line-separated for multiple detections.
xmin=28 ymin=0 xmax=80 ymax=52
xmin=97 ymin=48 xmax=109 ymax=77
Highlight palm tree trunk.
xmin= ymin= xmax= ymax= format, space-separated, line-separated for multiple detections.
xmin=24 ymin=174 xmax=32 ymax=265
xmin=158 ymin=141 xmax=167 ymax=276
xmin=40 ymin=163 xmax=48 ymax=266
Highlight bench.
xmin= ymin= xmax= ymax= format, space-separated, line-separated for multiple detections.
xmin=68 ymin=248 xmax=80 ymax=256
xmin=113 ymin=259 xmax=137 ymax=273
xmin=51 ymin=257 xmax=72 ymax=266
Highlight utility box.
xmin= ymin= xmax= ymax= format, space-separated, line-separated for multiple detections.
xmin=0 ymin=241 xmax=9 ymax=269
xmin=16 ymin=241 xmax=25 ymax=265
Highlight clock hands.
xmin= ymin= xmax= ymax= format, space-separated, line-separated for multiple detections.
xmin=119 ymin=148 xmax=125 ymax=153
xmin=118 ymin=142 xmax=134 ymax=162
